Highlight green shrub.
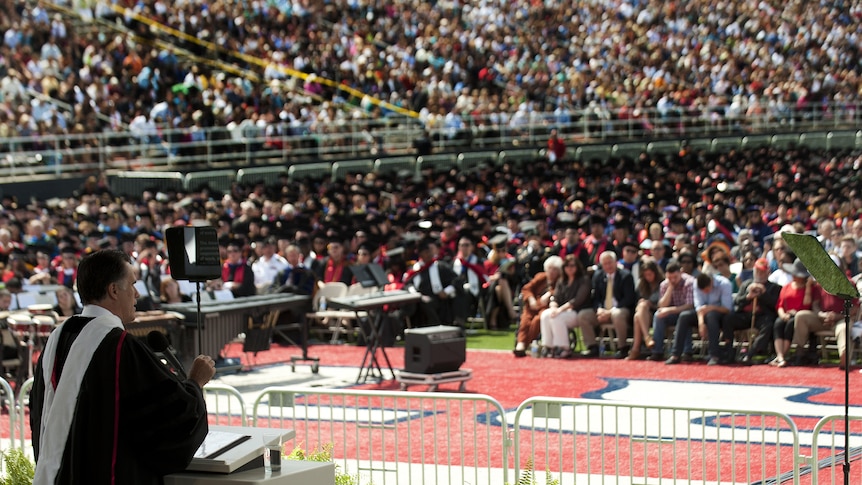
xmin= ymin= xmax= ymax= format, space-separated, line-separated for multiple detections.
xmin=0 ymin=449 xmax=34 ymax=485
xmin=286 ymin=443 xmax=362 ymax=485
xmin=508 ymin=459 xmax=560 ymax=485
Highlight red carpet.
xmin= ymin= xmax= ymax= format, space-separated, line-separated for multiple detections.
xmin=224 ymin=342 xmax=862 ymax=481
xmin=230 ymin=342 xmax=860 ymax=408
xmin=12 ymin=342 xmax=859 ymax=481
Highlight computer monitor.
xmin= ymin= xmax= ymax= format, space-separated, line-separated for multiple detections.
xmin=351 ymin=263 xmax=389 ymax=288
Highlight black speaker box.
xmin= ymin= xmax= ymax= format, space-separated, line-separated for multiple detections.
xmin=403 ymin=325 xmax=466 ymax=374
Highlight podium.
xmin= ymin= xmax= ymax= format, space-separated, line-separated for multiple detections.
xmin=164 ymin=426 xmax=333 ymax=484
xmin=164 ymin=461 xmax=334 ymax=485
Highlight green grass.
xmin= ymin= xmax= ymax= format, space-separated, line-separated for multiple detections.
xmin=465 ymin=328 xmax=515 ymax=351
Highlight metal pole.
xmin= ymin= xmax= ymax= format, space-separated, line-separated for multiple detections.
xmin=844 ymin=297 xmax=851 ymax=485
xmin=196 ymin=281 xmax=203 ymax=356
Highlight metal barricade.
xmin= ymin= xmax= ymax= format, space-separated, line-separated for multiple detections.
xmin=252 ymin=386 xmax=508 ymax=485
xmin=204 ymin=383 xmax=248 ymax=428
xmin=807 ymin=415 xmax=862 ymax=485
xmin=512 ymin=397 xmax=800 ymax=485
xmin=0 ymin=376 xmax=18 ymax=452
xmin=15 ymin=378 xmax=33 ymax=451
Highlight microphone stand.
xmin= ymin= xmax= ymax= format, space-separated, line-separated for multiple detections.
xmin=196 ymin=281 xmax=203 ymax=356
xmin=843 ymin=298 xmax=851 ymax=485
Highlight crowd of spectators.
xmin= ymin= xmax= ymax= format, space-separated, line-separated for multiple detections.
xmin=1 ymin=0 xmax=862 ymax=151
xmin=0 ymin=138 xmax=857 ymax=365
xmin=0 ymin=0 xmax=861 ymax=369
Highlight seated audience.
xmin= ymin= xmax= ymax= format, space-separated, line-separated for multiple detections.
xmin=722 ymin=258 xmax=781 ymax=364
xmin=772 ymin=259 xmax=817 ymax=367
xmin=513 ymin=255 xmax=564 ymax=357
xmin=666 ymin=272 xmax=733 ymax=366
xmin=483 ymin=258 xmax=519 ymax=330
xmin=576 ymin=251 xmax=636 ymax=358
xmin=792 ymin=257 xmax=860 ymax=369
xmin=404 ymin=239 xmax=458 ymax=327
xmin=627 ymin=258 xmax=664 ymax=360
xmin=53 ymin=285 xmax=83 ymax=318
xmin=274 ymin=244 xmax=316 ymax=295
xmin=539 ymin=256 xmax=591 ymax=358
xmin=160 ymin=278 xmax=192 ymax=304
xmin=316 ymin=237 xmax=353 ymax=285
xmin=210 ymin=241 xmax=256 ymax=297
xmin=251 ymin=236 xmax=288 ymax=291
xmin=452 ymin=236 xmax=486 ymax=326
xmin=651 ymin=259 xmax=696 ymax=361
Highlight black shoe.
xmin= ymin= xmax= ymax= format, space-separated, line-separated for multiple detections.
xmin=583 ymin=345 xmax=600 ymax=358
xmin=513 ymin=349 xmax=527 ymax=358
xmin=665 ymin=355 xmax=681 ymax=365
xmin=614 ymin=346 xmax=630 ymax=359
xmin=649 ymin=353 xmax=664 ymax=361
xmin=740 ymin=354 xmax=753 ymax=366
xmin=707 ymin=357 xmax=720 ymax=366
xmin=681 ymin=352 xmax=694 ymax=362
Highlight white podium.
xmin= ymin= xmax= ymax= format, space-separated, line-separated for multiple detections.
xmin=163 ymin=426 xmax=334 ymax=484
xmin=164 ymin=461 xmax=335 ymax=485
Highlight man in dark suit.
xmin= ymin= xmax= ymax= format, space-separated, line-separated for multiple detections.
xmin=722 ymin=257 xmax=780 ymax=364
xmin=274 ymin=244 xmax=316 ymax=296
xmin=404 ymin=239 xmax=458 ymax=326
xmin=576 ymin=250 xmax=637 ymax=357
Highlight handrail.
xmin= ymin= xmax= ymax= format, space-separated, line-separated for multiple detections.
xmin=0 ymin=102 xmax=859 ymax=180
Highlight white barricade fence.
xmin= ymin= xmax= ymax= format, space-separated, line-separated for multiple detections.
xmin=15 ymin=378 xmax=33 ymax=451
xmin=512 ymin=397 xmax=801 ymax=485
xmin=203 ymin=382 xmax=248 ymax=427
xmin=251 ymin=386 xmax=509 ymax=485
xmin=806 ymin=415 xmax=862 ymax=485
xmin=0 ymin=376 xmax=18 ymax=453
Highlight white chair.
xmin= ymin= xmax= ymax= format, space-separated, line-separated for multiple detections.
xmin=305 ymin=282 xmax=353 ymax=343
xmin=324 ymin=284 xmax=375 ymax=343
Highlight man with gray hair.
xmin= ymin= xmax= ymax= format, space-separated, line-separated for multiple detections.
xmin=722 ymin=257 xmax=780 ymax=364
xmin=576 ymin=251 xmax=636 ymax=358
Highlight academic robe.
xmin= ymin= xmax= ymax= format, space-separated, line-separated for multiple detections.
xmin=30 ymin=308 xmax=209 ymax=485
xmin=405 ymin=260 xmax=458 ymax=326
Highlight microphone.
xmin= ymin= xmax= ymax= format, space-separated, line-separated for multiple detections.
xmin=147 ymin=330 xmax=187 ymax=380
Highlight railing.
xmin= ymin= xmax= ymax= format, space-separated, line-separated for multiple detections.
xmin=6 ymin=379 xmax=862 ymax=484
xmin=105 ymin=129 xmax=861 ymax=197
xmin=204 ymin=382 xmax=249 ymax=428
xmin=513 ymin=396 xmax=801 ymax=485
xmin=806 ymin=415 xmax=862 ymax=485
xmin=251 ymin=386 xmax=509 ymax=485
xmin=15 ymin=378 xmax=33 ymax=451
xmin=3 ymin=102 xmax=862 ymax=181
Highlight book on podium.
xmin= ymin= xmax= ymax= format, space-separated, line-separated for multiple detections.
xmin=186 ymin=426 xmax=295 ymax=474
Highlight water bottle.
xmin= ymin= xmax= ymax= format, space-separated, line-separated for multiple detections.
xmin=598 ymin=341 xmax=605 ymax=356
xmin=530 ymin=340 xmax=540 ymax=358
xmin=319 ymin=296 xmax=327 ymax=311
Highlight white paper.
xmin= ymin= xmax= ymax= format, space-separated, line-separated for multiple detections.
xmin=193 ymin=430 xmax=250 ymax=459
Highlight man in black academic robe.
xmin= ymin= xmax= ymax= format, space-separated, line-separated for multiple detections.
xmin=30 ymin=250 xmax=216 ymax=485
xmin=404 ymin=239 xmax=458 ymax=326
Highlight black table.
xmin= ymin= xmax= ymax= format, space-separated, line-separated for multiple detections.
xmin=163 ymin=294 xmax=311 ymax=368
xmin=328 ymin=290 xmax=421 ymax=383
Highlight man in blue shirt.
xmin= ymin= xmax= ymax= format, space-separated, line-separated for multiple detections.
xmin=666 ymin=272 xmax=733 ymax=365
